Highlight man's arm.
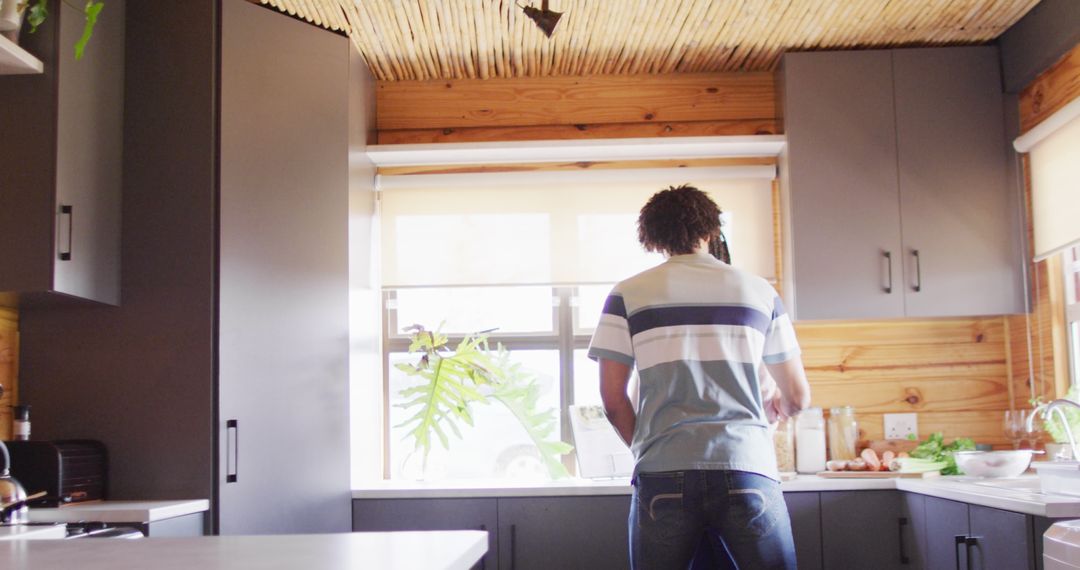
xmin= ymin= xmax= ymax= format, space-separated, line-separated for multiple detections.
xmin=599 ymin=357 xmax=635 ymax=447
xmin=765 ymin=355 xmax=812 ymax=418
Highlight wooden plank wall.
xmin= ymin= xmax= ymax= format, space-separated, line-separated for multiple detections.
xmin=376 ymin=71 xmax=1024 ymax=448
xmin=376 ymin=72 xmax=779 ymax=143
xmin=0 ymin=296 xmax=17 ymax=440
xmin=797 ymin=318 xmax=1011 ymax=448
xmin=1009 ymin=40 xmax=1080 ymax=407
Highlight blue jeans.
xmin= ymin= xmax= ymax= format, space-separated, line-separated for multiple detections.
xmin=629 ymin=470 xmax=797 ymax=570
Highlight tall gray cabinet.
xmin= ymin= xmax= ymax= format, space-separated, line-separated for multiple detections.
xmin=780 ymin=47 xmax=1024 ymax=320
xmin=19 ymin=0 xmax=361 ymax=535
xmin=0 ymin=0 xmax=124 ymax=305
xmin=219 ymin=0 xmax=352 ymax=534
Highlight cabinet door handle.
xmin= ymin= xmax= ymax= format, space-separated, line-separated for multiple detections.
xmin=965 ymin=536 xmax=979 ymax=570
xmin=954 ymin=535 xmax=966 ymax=570
xmin=510 ymin=523 xmax=517 ymax=570
xmin=58 ymin=205 xmax=73 ymax=261
xmin=226 ymin=419 xmax=239 ymax=483
xmin=884 ymin=251 xmax=894 ymax=294
xmin=913 ymin=249 xmax=922 ymax=292
xmin=898 ymin=517 xmax=910 ymax=564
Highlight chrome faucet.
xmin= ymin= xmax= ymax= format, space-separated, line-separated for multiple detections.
xmin=1031 ymin=399 xmax=1080 ymax=461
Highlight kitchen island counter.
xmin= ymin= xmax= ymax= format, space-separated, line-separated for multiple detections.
xmin=26 ymin=499 xmax=210 ymax=524
xmin=0 ymin=530 xmax=487 ymax=570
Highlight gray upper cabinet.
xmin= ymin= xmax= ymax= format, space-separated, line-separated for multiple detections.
xmin=781 ymin=47 xmax=1023 ymax=320
xmin=0 ymin=0 xmax=123 ymax=305
xmin=894 ymin=47 xmax=1023 ymax=318
xmin=782 ymin=50 xmax=905 ymax=320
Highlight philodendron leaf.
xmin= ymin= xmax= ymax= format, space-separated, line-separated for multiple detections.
xmin=27 ymin=0 xmax=48 ymax=33
xmin=74 ymin=1 xmax=103 ymax=60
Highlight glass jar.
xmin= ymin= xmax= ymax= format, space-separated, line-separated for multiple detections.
xmin=795 ymin=407 xmax=826 ymax=474
xmin=828 ymin=406 xmax=859 ymax=461
xmin=773 ymin=417 xmax=796 ymax=473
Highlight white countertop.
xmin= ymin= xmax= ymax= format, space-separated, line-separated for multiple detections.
xmin=353 ymin=474 xmax=1080 ymax=517
xmin=352 ymin=474 xmax=899 ymax=499
xmin=26 ymin=500 xmax=210 ymax=524
xmin=0 ymin=525 xmax=66 ymax=541
xmin=896 ymin=476 xmax=1080 ymax=518
xmin=0 ymin=530 xmax=487 ymax=570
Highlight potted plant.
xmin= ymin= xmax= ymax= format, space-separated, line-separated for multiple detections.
xmin=0 ymin=0 xmax=103 ymax=59
xmin=394 ymin=325 xmax=573 ymax=480
xmin=1034 ymin=387 xmax=1080 ymax=460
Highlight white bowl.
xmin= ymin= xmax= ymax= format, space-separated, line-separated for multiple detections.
xmin=954 ymin=450 xmax=1034 ymax=478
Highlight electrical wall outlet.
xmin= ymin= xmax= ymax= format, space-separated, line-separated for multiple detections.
xmin=884 ymin=413 xmax=918 ymax=440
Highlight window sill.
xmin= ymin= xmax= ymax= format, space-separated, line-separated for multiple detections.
xmin=352 ymin=477 xmax=633 ymax=499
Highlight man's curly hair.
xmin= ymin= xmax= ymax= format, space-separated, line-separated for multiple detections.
xmin=637 ymin=184 xmax=721 ymax=256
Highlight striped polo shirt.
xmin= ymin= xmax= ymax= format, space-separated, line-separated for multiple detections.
xmin=588 ymin=251 xmax=800 ymax=481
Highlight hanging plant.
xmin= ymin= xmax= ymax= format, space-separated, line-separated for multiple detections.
xmin=394 ymin=324 xmax=573 ymax=479
xmin=26 ymin=0 xmax=104 ymax=60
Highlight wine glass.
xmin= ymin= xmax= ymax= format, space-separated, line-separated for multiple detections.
xmin=1004 ymin=410 xmax=1028 ymax=449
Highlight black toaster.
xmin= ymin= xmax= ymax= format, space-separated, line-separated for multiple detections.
xmin=5 ymin=440 xmax=107 ymax=507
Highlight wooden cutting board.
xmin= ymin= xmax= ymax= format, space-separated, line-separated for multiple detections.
xmin=815 ymin=470 xmax=940 ymax=479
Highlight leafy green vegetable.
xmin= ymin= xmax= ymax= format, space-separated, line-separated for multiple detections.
xmin=909 ymin=432 xmax=976 ymax=475
xmin=895 ymin=457 xmax=948 ymax=474
xmin=394 ymin=325 xmax=572 ymax=479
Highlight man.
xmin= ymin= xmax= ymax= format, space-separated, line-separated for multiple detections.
xmin=589 ymin=184 xmax=812 ymax=569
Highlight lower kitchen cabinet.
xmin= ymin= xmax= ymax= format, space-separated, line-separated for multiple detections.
xmin=925 ymin=495 xmax=972 ymax=570
xmin=352 ymin=498 xmax=499 ymax=569
xmin=901 ymin=491 xmax=928 ymax=569
xmin=920 ymin=495 xmax=1037 ymax=570
xmin=497 ymin=496 xmax=630 ymax=570
xmin=785 ymin=492 xmax=823 ymax=570
xmin=820 ymin=491 xmax=905 ymax=570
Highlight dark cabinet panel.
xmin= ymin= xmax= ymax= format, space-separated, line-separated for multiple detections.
xmin=353 ymin=498 xmax=498 ymax=569
xmin=924 ymin=496 xmax=971 ymax=570
xmin=1035 ymin=517 xmax=1056 ymax=570
xmin=821 ymin=491 xmax=904 ymax=570
xmin=497 ymin=496 xmax=631 ymax=570
xmin=785 ymin=492 xmax=823 ymax=570
xmin=968 ymin=505 xmax=1035 ymax=570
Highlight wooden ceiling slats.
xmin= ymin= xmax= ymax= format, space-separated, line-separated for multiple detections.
xmin=256 ymin=0 xmax=1039 ymax=81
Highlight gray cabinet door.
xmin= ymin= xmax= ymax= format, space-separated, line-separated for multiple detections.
xmin=925 ymin=496 xmax=970 ymax=570
xmin=0 ymin=0 xmax=122 ymax=305
xmin=782 ymin=50 xmax=906 ymax=320
xmin=821 ymin=491 xmax=904 ymax=570
xmin=968 ymin=505 xmax=1034 ymax=570
xmin=52 ymin=0 xmax=123 ymax=305
xmin=353 ymin=498 xmax=498 ymax=569
xmin=218 ymin=0 xmax=351 ymax=534
xmin=893 ymin=47 xmax=1023 ymax=317
xmin=785 ymin=492 xmax=822 ymax=570
xmin=498 ymin=496 xmax=631 ymax=570
xmin=901 ymin=492 xmax=927 ymax=570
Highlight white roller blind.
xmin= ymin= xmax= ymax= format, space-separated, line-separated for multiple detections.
xmin=1015 ymin=97 xmax=1080 ymax=261
xmin=379 ymin=171 xmax=775 ymax=287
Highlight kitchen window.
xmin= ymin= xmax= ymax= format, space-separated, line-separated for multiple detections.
xmin=377 ymin=168 xmax=778 ymax=481
xmin=1065 ymin=245 xmax=1080 ymax=386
